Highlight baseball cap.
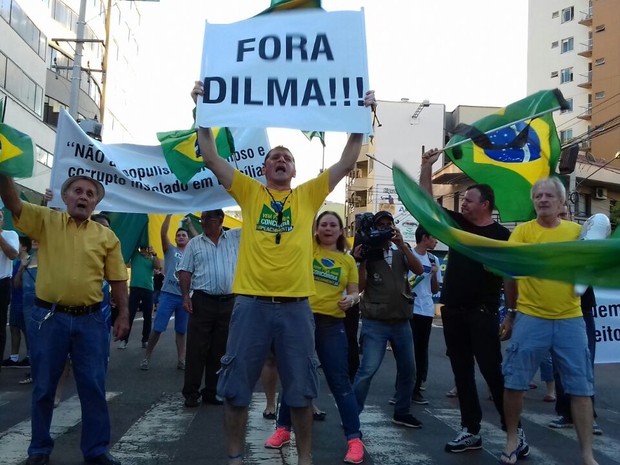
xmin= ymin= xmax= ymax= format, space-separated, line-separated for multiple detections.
xmin=61 ymin=175 xmax=105 ymax=204
xmin=373 ymin=211 xmax=394 ymax=224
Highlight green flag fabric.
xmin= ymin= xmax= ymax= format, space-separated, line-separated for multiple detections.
xmin=103 ymin=212 xmax=149 ymax=263
xmin=157 ymin=127 xmax=235 ymax=184
xmin=0 ymin=122 xmax=34 ymax=178
xmin=259 ymin=0 xmax=322 ymax=14
xmin=445 ymin=89 xmax=570 ymax=222
xmin=392 ymin=163 xmax=620 ymax=289
xmin=302 ymin=130 xmax=326 ymax=147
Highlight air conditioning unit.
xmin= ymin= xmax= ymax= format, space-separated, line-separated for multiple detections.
xmin=593 ymin=187 xmax=607 ymax=200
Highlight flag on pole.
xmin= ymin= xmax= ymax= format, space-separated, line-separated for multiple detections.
xmin=302 ymin=130 xmax=325 ymax=147
xmin=0 ymin=122 xmax=34 ymax=178
xmin=157 ymin=127 xmax=235 ymax=184
xmin=444 ymin=89 xmax=570 ymax=222
xmin=259 ymin=0 xmax=322 ymax=14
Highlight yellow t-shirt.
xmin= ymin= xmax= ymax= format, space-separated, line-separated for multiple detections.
xmin=310 ymin=244 xmax=359 ymax=318
xmin=15 ymin=202 xmax=128 ymax=306
xmin=509 ymin=219 xmax=581 ymax=319
xmin=228 ymin=169 xmax=329 ymax=297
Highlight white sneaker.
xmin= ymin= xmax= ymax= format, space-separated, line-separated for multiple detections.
xmin=445 ymin=428 xmax=482 ymax=453
xmin=140 ymin=358 xmax=149 ymax=370
xmin=118 ymin=341 xmax=127 ymax=350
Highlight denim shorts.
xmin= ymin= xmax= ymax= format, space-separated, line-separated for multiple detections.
xmin=9 ymin=300 xmax=25 ymax=330
xmin=153 ymin=292 xmax=188 ymax=334
xmin=503 ymin=313 xmax=594 ymax=396
xmin=217 ymin=295 xmax=319 ymax=407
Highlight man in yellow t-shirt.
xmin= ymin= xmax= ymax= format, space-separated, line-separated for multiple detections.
xmin=193 ymin=82 xmax=375 ymax=465
xmin=0 ymin=174 xmax=129 ymax=465
xmin=501 ymin=177 xmax=597 ymax=465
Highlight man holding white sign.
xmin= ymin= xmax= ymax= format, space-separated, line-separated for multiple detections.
xmin=193 ymin=79 xmax=374 ymax=465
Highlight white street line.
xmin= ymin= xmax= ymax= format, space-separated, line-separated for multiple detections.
xmin=0 ymin=391 xmax=120 ymax=465
xmin=110 ymin=392 xmax=197 ymax=464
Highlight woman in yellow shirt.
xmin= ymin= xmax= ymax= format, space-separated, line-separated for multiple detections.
xmin=265 ymin=211 xmax=364 ymax=464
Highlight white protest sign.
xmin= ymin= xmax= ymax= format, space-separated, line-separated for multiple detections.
xmin=197 ymin=9 xmax=371 ymax=134
xmin=592 ymin=287 xmax=620 ymax=364
xmin=48 ymin=110 xmax=269 ymax=213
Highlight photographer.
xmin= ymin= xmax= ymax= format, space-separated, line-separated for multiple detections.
xmin=352 ymin=211 xmax=424 ymax=428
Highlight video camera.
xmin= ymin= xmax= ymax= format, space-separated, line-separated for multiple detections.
xmin=354 ymin=212 xmax=394 ymax=260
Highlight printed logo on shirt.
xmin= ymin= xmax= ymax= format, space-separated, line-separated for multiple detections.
xmin=313 ymin=258 xmax=342 ymax=286
xmin=257 ymin=204 xmax=293 ymax=234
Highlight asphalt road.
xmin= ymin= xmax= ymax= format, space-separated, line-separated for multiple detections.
xmin=1 ymin=315 xmax=619 ymax=465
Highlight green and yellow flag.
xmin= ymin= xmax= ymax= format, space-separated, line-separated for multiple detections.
xmin=445 ymin=89 xmax=570 ymax=222
xmin=302 ymin=130 xmax=325 ymax=147
xmin=157 ymin=127 xmax=235 ymax=184
xmin=259 ymin=0 xmax=322 ymax=14
xmin=0 ymin=122 xmax=34 ymax=178
xmin=392 ymin=164 xmax=620 ymax=289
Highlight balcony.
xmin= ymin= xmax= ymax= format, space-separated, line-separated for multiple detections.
xmin=577 ymin=71 xmax=592 ymax=89
xmin=578 ymin=8 xmax=592 ymax=26
xmin=577 ymin=104 xmax=592 ymax=120
xmin=578 ymin=40 xmax=592 ymax=57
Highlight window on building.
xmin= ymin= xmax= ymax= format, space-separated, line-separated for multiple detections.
xmin=551 ymin=71 xmax=559 ymax=78
xmin=561 ymin=37 xmax=574 ymax=53
xmin=0 ymin=53 xmax=6 ymax=87
xmin=560 ymin=67 xmax=573 ymax=83
xmin=576 ymin=193 xmax=591 ymax=218
xmin=560 ymin=129 xmax=573 ymax=143
xmin=595 ymin=57 xmax=605 ymax=66
xmin=561 ymin=98 xmax=573 ymax=113
xmin=551 ymin=41 xmax=559 ymax=48
xmin=35 ymin=146 xmax=53 ymax=168
xmin=4 ymin=59 xmax=43 ymax=116
xmin=595 ymin=91 xmax=605 ymax=100
xmin=552 ymin=11 xmax=559 ymax=18
xmin=561 ymin=6 xmax=574 ymax=23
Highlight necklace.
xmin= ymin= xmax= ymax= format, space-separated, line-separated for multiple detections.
xmin=265 ymin=187 xmax=293 ymax=244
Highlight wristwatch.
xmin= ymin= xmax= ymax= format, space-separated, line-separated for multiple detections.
xmin=506 ymin=308 xmax=518 ymax=315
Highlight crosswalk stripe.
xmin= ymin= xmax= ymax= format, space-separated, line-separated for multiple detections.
xmin=110 ymin=392 xmax=197 ymax=464
xmin=360 ymin=404 xmax=433 ymax=465
xmin=521 ymin=411 xmax=620 ymax=462
xmin=0 ymin=392 xmax=120 ymax=465
xmin=432 ymin=408 xmax=563 ymax=465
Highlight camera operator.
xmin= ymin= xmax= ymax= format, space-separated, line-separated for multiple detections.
xmin=352 ymin=211 xmax=424 ymax=428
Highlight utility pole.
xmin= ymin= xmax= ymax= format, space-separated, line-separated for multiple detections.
xmin=68 ymin=0 xmax=87 ymax=120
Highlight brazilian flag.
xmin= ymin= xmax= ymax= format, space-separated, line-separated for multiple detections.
xmin=259 ymin=0 xmax=322 ymax=15
xmin=0 ymin=122 xmax=34 ymax=178
xmin=445 ymin=89 xmax=570 ymax=222
xmin=157 ymin=127 xmax=235 ymax=184
xmin=392 ymin=164 xmax=620 ymax=289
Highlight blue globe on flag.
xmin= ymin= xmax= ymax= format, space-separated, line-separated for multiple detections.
xmin=482 ymin=122 xmax=542 ymax=163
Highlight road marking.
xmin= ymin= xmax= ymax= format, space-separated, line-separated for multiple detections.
xmin=0 ymin=392 xmax=120 ymax=465
xmin=522 ymin=411 xmax=620 ymax=463
xmin=110 ymin=392 xmax=197 ymax=464
xmin=432 ymin=408 xmax=563 ymax=465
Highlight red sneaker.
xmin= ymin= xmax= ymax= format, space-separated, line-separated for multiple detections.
xmin=264 ymin=427 xmax=291 ymax=449
xmin=344 ymin=437 xmax=365 ymax=464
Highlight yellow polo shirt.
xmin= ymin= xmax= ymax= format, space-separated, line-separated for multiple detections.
xmin=228 ymin=169 xmax=329 ymax=297
xmin=15 ymin=202 xmax=128 ymax=306
xmin=509 ymin=219 xmax=581 ymax=319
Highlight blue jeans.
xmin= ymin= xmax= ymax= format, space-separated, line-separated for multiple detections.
xmin=353 ymin=318 xmax=414 ymax=416
xmin=278 ymin=314 xmax=361 ymax=439
xmin=28 ymin=303 xmax=111 ymax=459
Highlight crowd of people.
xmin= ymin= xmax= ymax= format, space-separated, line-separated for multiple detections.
xmin=0 ymin=88 xmax=604 ymax=465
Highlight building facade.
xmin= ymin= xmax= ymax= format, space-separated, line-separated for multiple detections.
xmin=1 ymin=0 xmax=143 ymax=198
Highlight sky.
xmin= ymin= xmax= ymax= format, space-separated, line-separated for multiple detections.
xmin=132 ymin=0 xmax=529 ymax=202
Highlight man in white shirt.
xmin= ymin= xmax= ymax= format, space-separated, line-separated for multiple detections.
xmin=0 ymin=209 xmax=20 ymax=370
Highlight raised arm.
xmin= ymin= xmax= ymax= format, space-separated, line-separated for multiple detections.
xmin=161 ymin=214 xmax=172 ymax=254
xmin=327 ymin=90 xmax=376 ymax=192
xmin=192 ymin=81 xmax=235 ymax=189
xmin=0 ymin=174 xmax=23 ymax=219
xmin=420 ymin=148 xmax=441 ymax=196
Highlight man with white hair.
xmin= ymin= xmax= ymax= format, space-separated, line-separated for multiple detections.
xmin=501 ymin=177 xmax=598 ymax=465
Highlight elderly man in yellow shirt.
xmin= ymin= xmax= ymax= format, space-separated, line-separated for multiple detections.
xmin=0 ymin=174 xmax=129 ymax=465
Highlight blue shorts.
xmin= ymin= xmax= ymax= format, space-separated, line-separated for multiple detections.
xmin=152 ymin=292 xmax=188 ymax=334
xmin=9 ymin=300 xmax=25 ymax=330
xmin=217 ymin=295 xmax=319 ymax=407
xmin=503 ymin=313 xmax=594 ymax=396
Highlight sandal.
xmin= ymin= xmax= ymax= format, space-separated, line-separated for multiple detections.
xmin=262 ymin=410 xmax=276 ymax=420
xmin=543 ymin=394 xmax=556 ymax=402
xmin=313 ymin=410 xmax=326 ymax=421
xmin=499 ymin=448 xmax=518 ymax=465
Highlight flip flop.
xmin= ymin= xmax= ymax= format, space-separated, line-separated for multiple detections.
xmin=543 ymin=394 xmax=556 ymax=402
xmin=499 ymin=448 xmax=518 ymax=465
xmin=262 ymin=410 xmax=276 ymax=420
